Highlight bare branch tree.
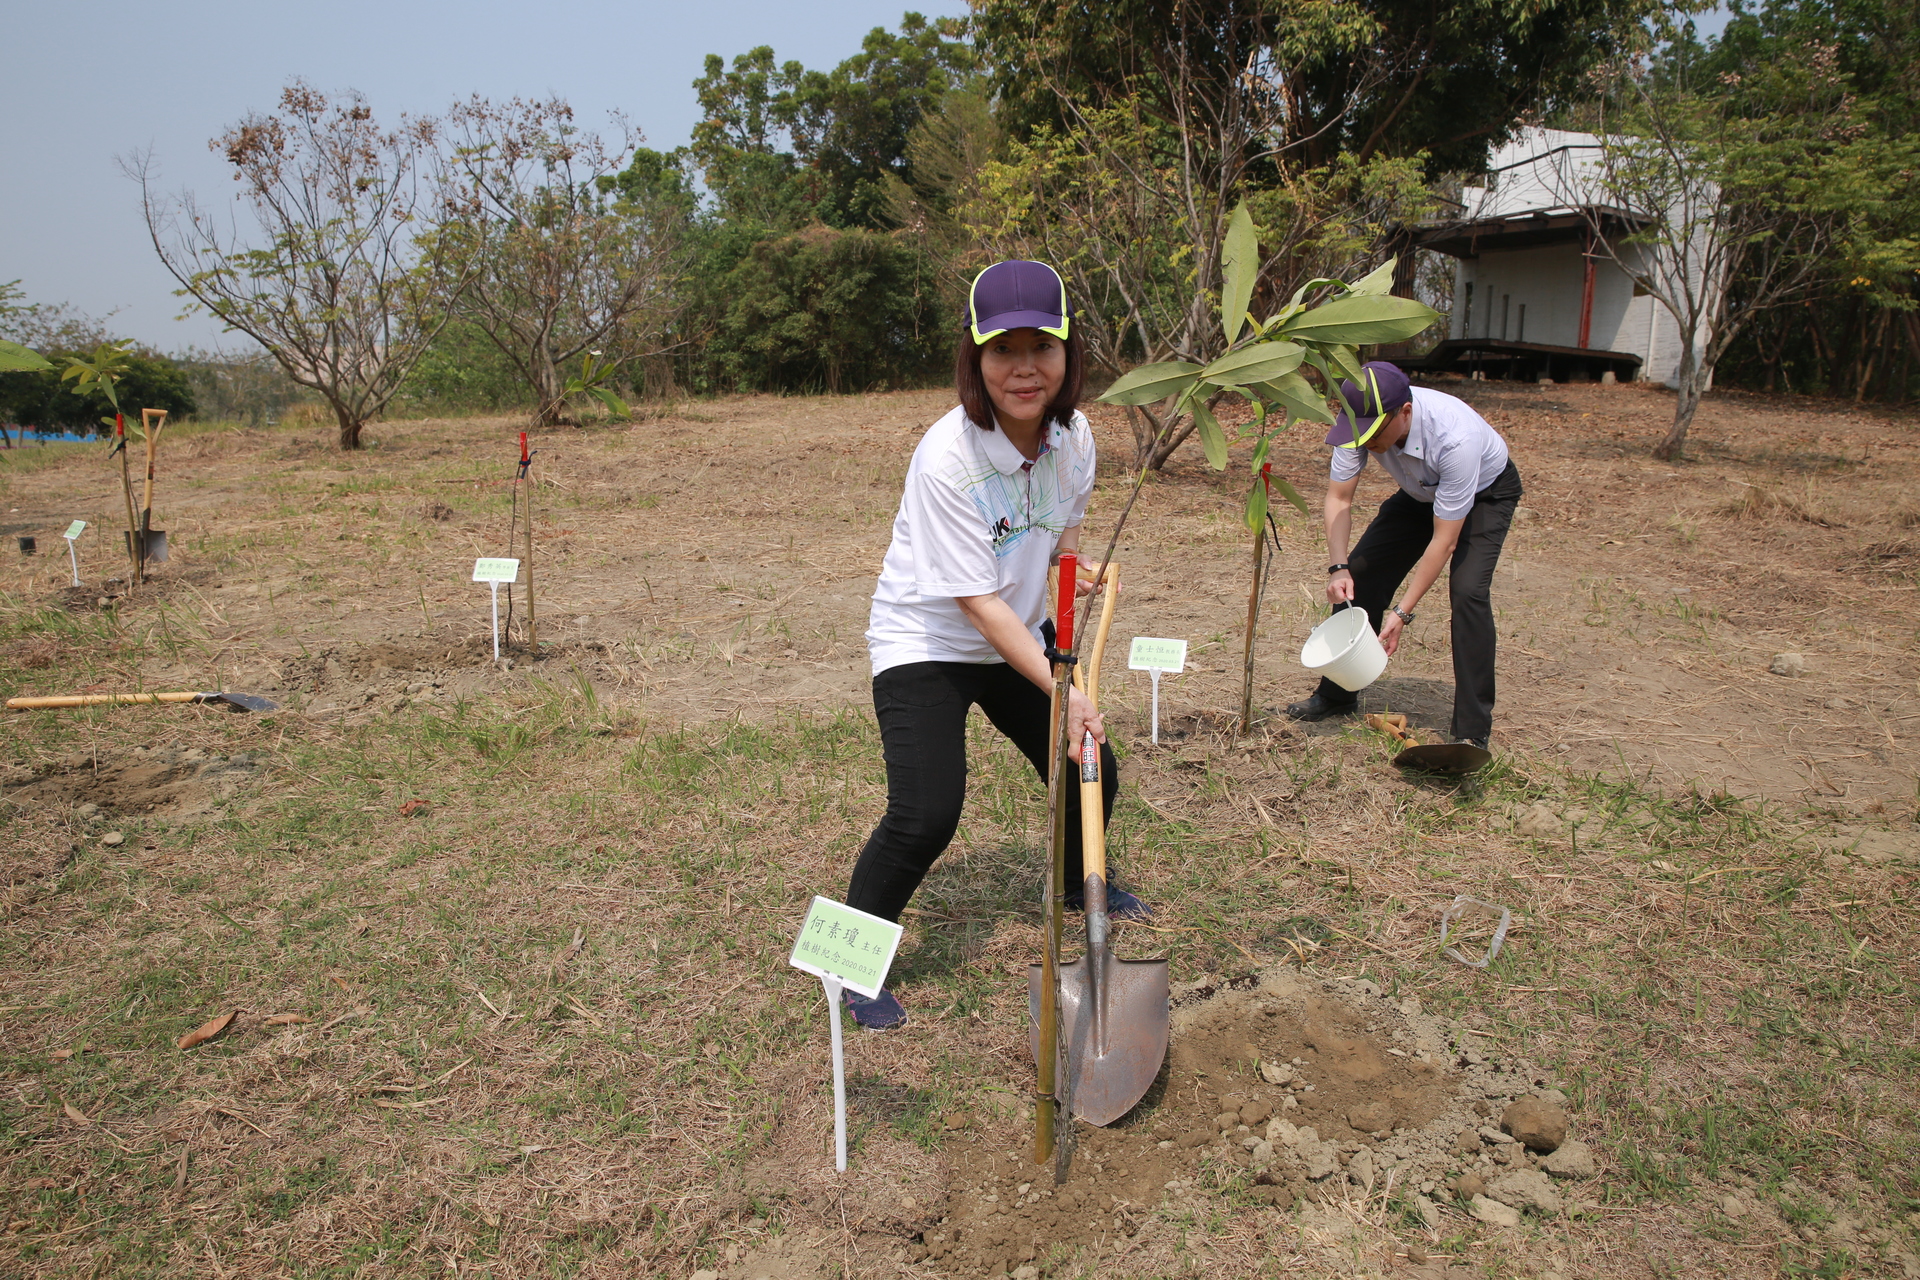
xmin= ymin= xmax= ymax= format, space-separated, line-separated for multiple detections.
xmin=438 ymin=97 xmax=689 ymax=429
xmin=1557 ymin=49 xmax=1903 ymax=458
xmin=133 ymin=81 xmax=466 ymax=450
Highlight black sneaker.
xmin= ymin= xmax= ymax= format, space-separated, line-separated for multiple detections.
xmin=842 ymin=987 xmax=907 ymax=1030
xmin=1284 ymin=692 xmax=1359 ymax=722
xmin=1065 ymin=885 xmax=1154 ymax=921
xmin=1454 ymin=735 xmax=1490 ymax=751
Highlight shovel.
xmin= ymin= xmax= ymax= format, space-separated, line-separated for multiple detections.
xmin=7 ymin=690 xmax=278 ymax=713
xmin=1368 ymin=712 xmax=1491 ymax=774
xmin=1030 ymin=563 xmax=1170 ymax=1128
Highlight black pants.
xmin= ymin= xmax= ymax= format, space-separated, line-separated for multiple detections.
xmin=1314 ymin=461 xmax=1523 ymax=741
xmin=846 ymin=661 xmax=1119 ymax=924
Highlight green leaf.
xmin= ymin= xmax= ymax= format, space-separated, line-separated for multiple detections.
xmin=1326 ymin=343 xmax=1366 ymax=385
xmin=1097 ymin=361 xmax=1204 ymax=406
xmin=1348 ymin=258 xmax=1398 ymax=296
xmin=0 ymin=339 xmax=51 ymax=372
xmin=1198 ymin=340 xmax=1304 ymax=387
xmin=1191 ymin=399 xmax=1229 ymax=471
xmin=1272 ymin=475 xmax=1311 ymax=516
xmin=588 ymin=386 xmax=630 ymax=418
xmin=1220 ymin=201 xmax=1258 ymax=346
xmin=1244 ymin=477 xmax=1270 ymax=533
xmin=1252 ymin=371 xmax=1335 ymax=425
xmin=1278 ymin=294 xmax=1438 ymax=345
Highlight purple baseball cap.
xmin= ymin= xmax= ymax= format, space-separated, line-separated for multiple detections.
xmin=968 ymin=260 xmax=1071 ymax=344
xmin=1325 ymin=361 xmax=1413 ymax=448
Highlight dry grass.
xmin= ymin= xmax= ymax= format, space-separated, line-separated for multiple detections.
xmin=0 ymin=382 xmax=1916 ymax=1278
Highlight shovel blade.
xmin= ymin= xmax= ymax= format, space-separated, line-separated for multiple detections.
xmin=209 ymin=691 xmax=278 ymax=713
xmin=124 ymin=530 xmax=168 ymax=563
xmin=1393 ymin=742 xmax=1492 ymax=775
xmin=1028 ymin=953 xmax=1169 ymax=1127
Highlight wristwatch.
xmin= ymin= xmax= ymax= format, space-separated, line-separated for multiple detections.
xmin=1391 ymin=605 xmax=1416 ymax=624
xmin=1327 ymin=563 xmax=1350 ymax=574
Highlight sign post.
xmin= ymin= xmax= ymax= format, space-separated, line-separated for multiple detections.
xmin=62 ymin=521 xmax=86 ymax=587
xmin=1127 ymin=637 xmax=1189 ymax=745
xmin=788 ymin=896 xmax=904 ymax=1171
xmin=471 ymin=558 xmax=522 ymax=662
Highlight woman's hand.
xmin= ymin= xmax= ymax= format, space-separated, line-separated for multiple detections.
xmin=1327 ymin=568 xmax=1355 ymax=605
xmin=1064 ymin=683 xmax=1106 ymax=760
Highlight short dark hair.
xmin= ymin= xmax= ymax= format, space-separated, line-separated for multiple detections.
xmin=955 ymin=324 xmax=1085 ymax=432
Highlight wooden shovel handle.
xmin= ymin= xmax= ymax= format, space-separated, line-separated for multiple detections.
xmin=1084 ymin=563 xmax=1119 ymax=708
xmin=7 ymin=692 xmax=200 ymax=710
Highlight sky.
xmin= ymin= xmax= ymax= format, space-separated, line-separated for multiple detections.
xmin=0 ymin=0 xmax=968 ymax=352
xmin=3 ymin=1 xmax=1733 ymax=356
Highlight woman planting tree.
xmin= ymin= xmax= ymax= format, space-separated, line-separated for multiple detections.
xmin=842 ymin=260 xmax=1147 ymax=1031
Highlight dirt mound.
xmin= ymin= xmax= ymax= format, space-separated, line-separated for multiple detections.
xmin=0 ymin=746 xmax=263 ymax=818
xmin=908 ymin=968 xmax=1569 ymax=1276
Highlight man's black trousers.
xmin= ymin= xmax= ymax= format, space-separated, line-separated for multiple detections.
xmin=847 ymin=660 xmax=1118 ymax=924
xmin=1314 ymin=460 xmax=1523 ymax=741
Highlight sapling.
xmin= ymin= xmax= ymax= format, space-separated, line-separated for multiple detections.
xmin=60 ymin=341 xmax=145 ymax=583
xmin=1096 ymin=202 xmax=1439 ymax=731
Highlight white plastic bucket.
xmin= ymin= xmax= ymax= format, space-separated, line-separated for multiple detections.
xmin=1300 ymin=607 xmax=1388 ymax=692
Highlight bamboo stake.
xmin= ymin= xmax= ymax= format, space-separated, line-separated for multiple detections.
xmin=521 ymin=432 xmax=537 ymax=655
xmin=1034 ymin=555 xmax=1076 ymax=1170
xmin=1239 ymin=464 xmax=1270 ymax=733
xmin=138 ymin=409 xmax=167 ymax=583
xmin=113 ymin=415 xmax=140 ymax=585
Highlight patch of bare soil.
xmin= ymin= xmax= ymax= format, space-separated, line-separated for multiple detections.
xmin=0 ymin=745 xmax=261 ymax=818
xmin=724 ymin=969 xmax=1576 ymax=1279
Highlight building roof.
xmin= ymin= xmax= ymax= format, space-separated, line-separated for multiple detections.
xmin=1412 ymin=127 xmax=1652 ymax=259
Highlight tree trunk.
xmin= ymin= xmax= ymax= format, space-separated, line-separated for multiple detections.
xmin=333 ymin=403 xmax=363 ymax=450
xmin=531 ymin=346 xmax=566 ymax=429
xmin=1654 ymin=344 xmax=1705 ymax=461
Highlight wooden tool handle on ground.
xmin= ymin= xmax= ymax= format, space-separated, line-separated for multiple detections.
xmin=1365 ymin=712 xmax=1417 ymax=746
xmin=7 ymin=692 xmax=200 ymax=710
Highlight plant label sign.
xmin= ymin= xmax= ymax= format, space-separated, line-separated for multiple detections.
xmin=472 ymin=557 xmax=521 ymax=583
xmin=1128 ymin=636 xmax=1187 ymax=673
xmin=789 ymin=896 xmax=902 ymax=1000
xmin=1128 ymin=637 xmax=1188 ymax=745
xmin=789 ymin=896 xmax=903 ymax=1173
xmin=62 ymin=521 xmax=87 ymax=587
xmin=64 ymin=520 xmax=87 ymax=540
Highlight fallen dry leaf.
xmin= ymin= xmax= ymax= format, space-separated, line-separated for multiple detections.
xmin=62 ymin=1102 xmax=91 ymax=1126
xmin=176 ymin=1010 xmax=237 ymax=1050
xmin=330 ymin=975 xmax=352 ymax=992
xmin=548 ymin=926 xmax=585 ymax=978
xmin=49 ymin=1049 xmax=75 ymax=1062
xmin=398 ymin=798 xmax=431 ymax=817
xmin=262 ymin=1013 xmax=311 ymax=1026
xmin=372 ymin=1097 xmax=444 ymax=1110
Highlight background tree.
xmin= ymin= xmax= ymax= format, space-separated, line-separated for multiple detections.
xmin=1563 ymin=42 xmax=1918 ymax=458
xmin=440 ymin=96 xmax=689 ymax=428
xmin=135 ymin=82 xmax=466 ymax=450
xmin=959 ymin=0 xmax=1436 ymax=468
xmin=1687 ymin=0 xmax=1920 ymax=401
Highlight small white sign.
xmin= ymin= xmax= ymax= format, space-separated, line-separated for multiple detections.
xmin=789 ymin=896 xmax=903 ymax=1000
xmin=472 ymin=557 xmax=521 ymax=583
xmin=790 ymin=896 xmax=904 ymax=1174
xmin=1128 ymin=636 xmax=1188 ymax=673
xmin=64 ymin=520 xmax=87 ymax=540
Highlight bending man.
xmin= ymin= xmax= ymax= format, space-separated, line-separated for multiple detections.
xmin=1285 ymin=362 xmax=1522 ymax=749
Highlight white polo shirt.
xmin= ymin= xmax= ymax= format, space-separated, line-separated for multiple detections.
xmin=867 ymin=406 xmax=1096 ymax=675
xmin=1330 ymin=386 xmax=1509 ymax=520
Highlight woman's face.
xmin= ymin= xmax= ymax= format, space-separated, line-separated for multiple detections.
xmin=979 ymin=328 xmax=1066 ymax=429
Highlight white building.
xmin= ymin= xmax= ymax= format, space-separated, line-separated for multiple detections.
xmin=1410 ymin=127 xmax=1718 ymax=388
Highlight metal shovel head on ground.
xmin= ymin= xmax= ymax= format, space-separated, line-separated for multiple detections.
xmin=122 ymin=529 xmax=169 ymax=564
xmin=6 ymin=690 xmax=277 ymax=713
xmin=1366 ymin=713 xmax=1492 ymax=774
